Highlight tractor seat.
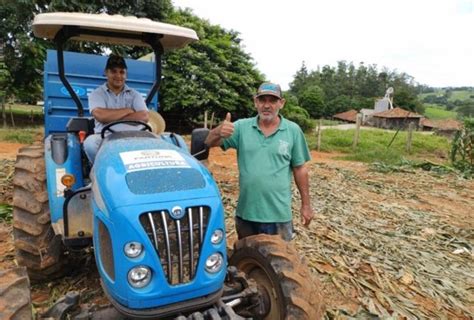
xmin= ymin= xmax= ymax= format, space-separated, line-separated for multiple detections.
xmin=66 ymin=117 xmax=95 ymax=135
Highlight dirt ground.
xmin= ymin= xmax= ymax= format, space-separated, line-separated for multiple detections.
xmin=0 ymin=142 xmax=473 ymax=319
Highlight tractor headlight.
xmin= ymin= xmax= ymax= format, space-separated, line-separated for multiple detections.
xmin=205 ymin=253 xmax=224 ymax=274
xmin=124 ymin=242 xmax=143 ymax=258
xmin=128 ymin=266 xmax=151 ymax=288
xmin=211 ymin=229 xmax=224 ymax=244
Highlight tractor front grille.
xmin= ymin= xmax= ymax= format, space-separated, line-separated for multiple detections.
xmin=140 ymin=206 xmax=210 ymax=285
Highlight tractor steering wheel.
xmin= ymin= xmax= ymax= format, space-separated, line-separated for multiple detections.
xmin=100 ymin=120 xmax=152 ymax=139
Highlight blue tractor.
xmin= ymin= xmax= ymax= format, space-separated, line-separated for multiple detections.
xmin=10 ymin=12 xmax=322 ymax=320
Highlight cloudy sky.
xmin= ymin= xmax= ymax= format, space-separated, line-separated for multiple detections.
xmin=172 ymin=0 xmax=473 ymax=90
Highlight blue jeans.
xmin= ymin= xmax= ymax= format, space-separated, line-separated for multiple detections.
xmin=83 ymin=134 xmax=102 ymax=163
xmin=235 ymin=216 xmax=294 ymax=241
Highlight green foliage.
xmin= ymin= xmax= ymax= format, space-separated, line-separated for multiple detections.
xmin=456 ymin=102 xmax=474 ymax=118
xmin=278 ymin=92 xmax=313 ymax=132
xmin=419 ymin=88 xmax=473 ymax=117
xmin=306 ymin=128 xmax=451 ymax=164
xmin=0 ymin=127 xmax=40 ymax=144
xmin=1 ymin=1 xmax=264 ymax=123
xmin=450 ymin=118 xmax=474 ymax=176
xmin=289 ymin=61 xmax=423 ymax=118
xmin=424 ymin=105 xmax=458 ymax=120
xmin=161 ymin=9 xmax=263 ymax=121
xmin=299 ymin=85 xmax=325 ymax=118
xmin=0 ymin=204 xmax=13 ymax=223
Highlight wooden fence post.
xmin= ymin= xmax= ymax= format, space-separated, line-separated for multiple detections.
xmin=204 ymin=110 xmax=208 ymax=129
xmin=317 ymin=119 xmax=322 ymax=152
xmin=352 ymin=113 xmax=362 ymax=150
xmin=406 ymin=122 xmax=414 ymax=153
xmin=209 ymin=112 xmax=215 ymax=130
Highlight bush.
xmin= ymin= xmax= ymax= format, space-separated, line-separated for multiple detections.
xmin=286 ymin=112 xmax=314 ymax=132
xmin=281 ymin=104 xmax=314 ymax=132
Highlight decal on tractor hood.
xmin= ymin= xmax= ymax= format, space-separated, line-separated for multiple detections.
xmin=120 ymin=149 xmax=190 ymax=172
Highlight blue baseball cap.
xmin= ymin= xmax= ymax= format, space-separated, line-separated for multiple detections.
xmin=255 ymin=82 xmax=282 ymax=99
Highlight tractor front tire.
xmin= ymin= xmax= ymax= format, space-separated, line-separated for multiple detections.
xmin=12 ymin=144 xmax=67 ymax=281
xmin=229 ymin=234 xmax=324 ymax=320
xmin=0 ymin=267 xmax=33 ymax=320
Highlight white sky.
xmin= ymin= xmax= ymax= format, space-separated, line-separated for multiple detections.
xmin=172 ymin=0 xmax=474 ymax=90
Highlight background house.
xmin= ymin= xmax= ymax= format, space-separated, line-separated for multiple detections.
xmin=333 ymin=109 xmax=358 ymax=123
xmin=420 ymin=118 xmax=462 ymax=137
xmin=372 ymin=107 xmax=423 ymax=130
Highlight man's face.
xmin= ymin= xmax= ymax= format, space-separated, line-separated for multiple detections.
xmin=254 ymin=95 xmax=286 ymax=122
xmin=105 ymin=67 xmax=127 ymax=91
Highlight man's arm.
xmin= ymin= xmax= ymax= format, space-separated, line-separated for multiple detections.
xmin=292 ymin=164 xmax=314 ymax=227
xmin=205 ymin=112 xmax=234 ymax=147
xmin=122 ymin=110 xmax=149 ymax=122
xmin=91 ymin=108 xmax=134 ymax=123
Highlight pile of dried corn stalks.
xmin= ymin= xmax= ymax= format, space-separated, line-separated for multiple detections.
xmin=220 ymin=161 xmax=473 ymax=319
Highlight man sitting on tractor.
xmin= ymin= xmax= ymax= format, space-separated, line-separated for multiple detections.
xmin=83 ymin=55 xmax=149 ymax=162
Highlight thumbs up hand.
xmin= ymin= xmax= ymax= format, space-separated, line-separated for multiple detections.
xmin=219 ymin=112 xmax=234 ymax=139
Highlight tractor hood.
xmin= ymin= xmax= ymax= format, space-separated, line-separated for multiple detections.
xmin=91 ymin=133 xmax=220 ymax=212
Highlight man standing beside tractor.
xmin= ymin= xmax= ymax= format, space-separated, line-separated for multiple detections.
xmin=84 ymin=54 xmax=149 ymax=162
xmin=205 ymin=82 xmax=314 ymax=241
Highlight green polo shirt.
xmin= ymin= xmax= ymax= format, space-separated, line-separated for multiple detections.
xmin=222 ymin=116 xmax=311 ymax=223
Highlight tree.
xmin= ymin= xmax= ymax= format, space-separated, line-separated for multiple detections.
xmin=289 ymin=61 xmax=309 ymax=97
xmin=160 ymin=9 xmax=264 ymax=121
xmin=280 ymin=92 xmax=313 ymax=132
xmin=299 ymin=85 xmax=326 ymax=118
xmin=326 ymin=95 xmax=352 ymax=115
xmin=456 ymin=102 xmax=474 ymax=118
xmin=0 ymin=1 xmax=264 ymax=123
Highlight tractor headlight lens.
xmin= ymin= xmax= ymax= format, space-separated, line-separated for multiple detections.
xmin=211 ymin=229 xmax=224 ymax=244
xmin=60 ymin=174 xmax=76 ymax=188
xmin=128 ymin=266 xmax=151 ymax=288
xmin=124 ymin=242 xmax=143 ymax=258
xmin=205 ymin=253 xmax=224 ymax=274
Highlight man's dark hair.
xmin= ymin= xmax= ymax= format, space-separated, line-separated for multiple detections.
xmin=105 ymin=54 xmax=127 ymax=70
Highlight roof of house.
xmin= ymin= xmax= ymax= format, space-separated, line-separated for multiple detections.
xmin=373 ymin=107 xmax=423 ymax=119
xmin=333 ymin=109 xmax=358 ymax=122
xmin=420 ymin=118 xmax=462 ymax=130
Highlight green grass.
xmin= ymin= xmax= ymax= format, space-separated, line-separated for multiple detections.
xmin=0 ymin=127 xmax=42 ymax=144
xmin=424 ymin=105 xmax=458 ymax=120
xmin=307 ymin=128 xmax=450 ymax=164
xmin=450 ymin=90 xmax=474 ymax=101
xmin=7 ymin=103 xmax=43 ymax=116
xmin=315 ymin=119 xmax=343 ymax=126
xmin=0 ymin=204 xmax=12 ymax=222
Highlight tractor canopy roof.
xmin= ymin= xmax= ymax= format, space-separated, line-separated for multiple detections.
xmin=32 ymin=12 xmax=199 ymax=50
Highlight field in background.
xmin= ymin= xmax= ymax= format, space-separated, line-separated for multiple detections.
xmin=419 ymin=88 xmax=473 ymax=120
xmin=419 ymin=89 xmax=474 ymax=101
xmin=306 ymin=128 xmax=450 ymax=164
xmin=423 ymin=105 xmax=458 ymax=119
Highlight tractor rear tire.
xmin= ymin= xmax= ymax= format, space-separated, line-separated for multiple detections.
xmin=12 ymin=144 xmax=67 ymax=281
xmin=229 ymin=234 xmax=324 ymax=320
xmin=0 ymin=267 xmax=33 ymax=320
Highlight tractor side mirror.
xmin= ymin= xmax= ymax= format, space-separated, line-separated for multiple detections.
xmin=191 ymin=128 xmax=210 ymax=160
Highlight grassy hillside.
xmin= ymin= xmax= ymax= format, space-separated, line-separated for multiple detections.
xmin=419 ymin=88 xmax=474 ymax=102
xmin=423 ymin=105 xmax=458 ymax=119
xmin=419 ymin=87 xmax=473 ymax=119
